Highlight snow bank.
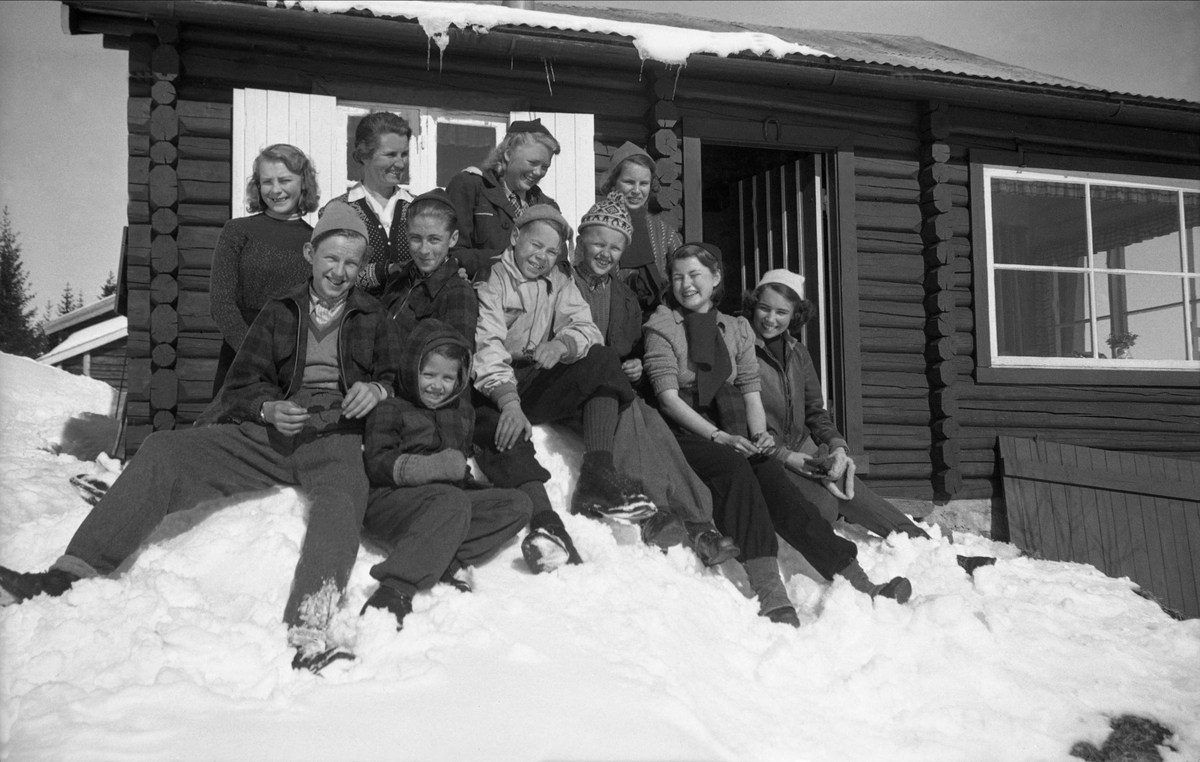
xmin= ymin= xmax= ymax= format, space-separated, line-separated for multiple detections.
xmin=2 ymin=353 xmax=1199 ymax=761
xmin=282 ymin=1 xmax=832 ymax=65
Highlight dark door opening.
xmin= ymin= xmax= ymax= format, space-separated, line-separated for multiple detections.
xmin=697 ymin=142 xmax=838 ymax=425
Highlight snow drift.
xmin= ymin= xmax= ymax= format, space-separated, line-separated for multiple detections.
xmin=1 ymin=351 xmax=1198 ymax=761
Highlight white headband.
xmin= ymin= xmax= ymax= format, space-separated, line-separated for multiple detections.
xmin=757 ymin=269 xmax=806 ymax=300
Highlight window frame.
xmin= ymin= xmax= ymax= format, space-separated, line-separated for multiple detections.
xmin=970 ymin=149 xmax=1200 ymax=386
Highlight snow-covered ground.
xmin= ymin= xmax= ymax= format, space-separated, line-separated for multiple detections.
xmin=1 ymin=351 xmax=1197 ymax=761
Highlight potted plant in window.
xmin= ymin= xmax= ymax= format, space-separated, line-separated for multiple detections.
xmin=1106 ymin=331 xmax=1138 ymax=360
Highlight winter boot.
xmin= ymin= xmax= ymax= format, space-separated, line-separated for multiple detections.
xmin=639 ymin=506 xmax=689 ymax=551
xmin=292 ymin=645 xmax=355 ymax=673
xmin=839 ymin=560 xmax=913 ymax=604
xmin=956 ymin=555 xmax=996 ymax=576
xmin=361 ymin=585 xmax=415 ymax=629
xmin=520 ymin=510 xmax=583 ymax=574
xmin=571 ymin=451 xmax=657 ymax=522
xmin=0 ymin=566 xmax=79 ymax=605
xmin=687 ymin=521 xmax=740 ymax=567
xmin=439 ymin=563 xmax=472 ymax=593
xmin=744 ymin=557 xmax=799 ymax=627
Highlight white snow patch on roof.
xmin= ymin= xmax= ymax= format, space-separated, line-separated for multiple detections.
xmin=38 ymin=315 xmax=128 ymax=367
xmin=282 ymin=0 xmax=832 ymax=64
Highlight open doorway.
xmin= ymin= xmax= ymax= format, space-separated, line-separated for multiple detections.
xmin=698 ymin=142 xmax=838 ymax=422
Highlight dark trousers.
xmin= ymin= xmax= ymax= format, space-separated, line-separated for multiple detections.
xmin=63 ymin=423 xmax=368 ymax=627
xmin=750 ymin=456 xmax=858 ymax=579
xmin=474 ymin=344 xmax=633 ymax=489
xmin=363 ymin=484 xmax=531 ymax=596
xmin=784 ymin=470 xmax=923 ymax=538
xmin=672 ymin=432 xmax=780 ymax=562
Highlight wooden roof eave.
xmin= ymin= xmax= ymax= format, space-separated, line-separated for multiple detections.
xmin=65 ymin=0 xmax=1200 ymax=136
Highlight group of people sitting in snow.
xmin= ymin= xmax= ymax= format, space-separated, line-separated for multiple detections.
xmin=0 ymin=114 xmax=945 ymax=672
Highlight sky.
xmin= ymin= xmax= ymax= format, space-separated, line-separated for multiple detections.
xmin=0 ymin=0 xmax=1197 ymax=317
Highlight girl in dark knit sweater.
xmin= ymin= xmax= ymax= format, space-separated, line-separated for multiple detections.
xmin=209 ymin=143 xmax=319 ymax=394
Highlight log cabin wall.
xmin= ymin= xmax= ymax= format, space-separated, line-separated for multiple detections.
xmin=118 ymin=21 xmax=656 ymax=455
xmin=98 ymin=8 xmax=1197 ymax=505
xmin=943 ymin=104 xmax=1200 ymax=498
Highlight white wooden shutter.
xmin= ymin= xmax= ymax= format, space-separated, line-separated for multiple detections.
xmin=232 ymin=88 xmax=340 ymax=227
xmin=508 ymin=111 xmax=595 ymax=235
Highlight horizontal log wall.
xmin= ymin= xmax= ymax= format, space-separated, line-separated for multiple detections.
xmin=944 ymin=103 xmax=1200 ymax=498
xmin=119 ymin=21 xmax=658 ymax=448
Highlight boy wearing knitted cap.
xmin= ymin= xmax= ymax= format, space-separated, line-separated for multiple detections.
xmin=0 ymin=201 xmax=401 ymax=673
xmin=472 ymin=204 xmax=656 ymax=573
xmin=574 ymin=196 xmax=739 ymax=567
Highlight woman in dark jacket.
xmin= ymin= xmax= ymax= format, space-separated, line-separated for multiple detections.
xmin=445 ymin=119 xmax=560 ymax=279
xmin=747 ymin=269 xmax=929 ymax=540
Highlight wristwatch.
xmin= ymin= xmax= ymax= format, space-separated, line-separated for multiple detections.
xmin=709 ymin=429 xmax=722 ymax=441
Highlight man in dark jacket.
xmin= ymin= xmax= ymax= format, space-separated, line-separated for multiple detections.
xmin=0 ymin=203 xmax=399 ymax=673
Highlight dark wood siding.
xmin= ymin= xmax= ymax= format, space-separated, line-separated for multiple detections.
xmin=1001 ymin=436 xmax=1200 ymax=619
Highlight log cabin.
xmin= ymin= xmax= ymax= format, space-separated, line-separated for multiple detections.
xmin=60 ymin=0 xmax=1200 ymax=533
xmin=40 ymin=294 xmax=129 ymax=391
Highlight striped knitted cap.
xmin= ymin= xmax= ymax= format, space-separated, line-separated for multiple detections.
xmin=578 ymin=192 xmax=633 ymax=242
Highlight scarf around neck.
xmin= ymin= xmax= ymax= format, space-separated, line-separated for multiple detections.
xmin=623 ymin=207 xmax=656 ymax=269
xmin=683 ymin=309 xmax=732 ymax=407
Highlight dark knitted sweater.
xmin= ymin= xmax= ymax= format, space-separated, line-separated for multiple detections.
xmin=209 ymin=214 xmax=313 ymax=349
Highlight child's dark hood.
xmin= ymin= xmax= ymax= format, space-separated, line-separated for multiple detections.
xmin=398 ymin=319 xmax=473 ymax=409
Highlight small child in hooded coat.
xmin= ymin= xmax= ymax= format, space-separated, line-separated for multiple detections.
xmin=362 ymin=318 xmax=532 ymax=625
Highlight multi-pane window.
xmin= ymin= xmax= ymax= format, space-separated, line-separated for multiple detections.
xmin=982 ymin=167 xmax=1199 ymax=369
xmin=339 ymin=103 xmax=507 ymax=194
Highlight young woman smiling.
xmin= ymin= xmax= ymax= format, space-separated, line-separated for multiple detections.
xmin=599 ymin=141 xmax=682 ymax=316
xmin=644 ymin=246 xmax=913 ymax=625
xmin=445 ymin=119 xmax=561 ymax=279
xmin=747 ymin=270 xmax=932 ymax=541
xmin=209 ymin=143 xmax=320 ymax=394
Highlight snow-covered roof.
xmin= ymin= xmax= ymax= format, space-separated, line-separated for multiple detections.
xmin=272 ymin=0 xmax=1193 ymax=105
xmin=38 ymin=314 xmax=128 ymax=367
xmin=41 ymin=294 xmax=118 ymax=338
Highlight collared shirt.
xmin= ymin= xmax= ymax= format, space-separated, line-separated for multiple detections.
xmin=308 ymin=286 xmax=348 ymax=329
xmin=347 ymin=183 xmax=414 ymax=240
xmin=502 ymin=179 xmax=528 ymax=217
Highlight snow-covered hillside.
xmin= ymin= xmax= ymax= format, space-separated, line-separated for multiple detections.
xmin=1 ymin=352 xmax=1197 ymax=761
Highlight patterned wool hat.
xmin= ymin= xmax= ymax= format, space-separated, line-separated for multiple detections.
xmin=578 ymin=192 xmax=633 ymax=242
xmin=758 ymin=269 xmax=807 ymax=300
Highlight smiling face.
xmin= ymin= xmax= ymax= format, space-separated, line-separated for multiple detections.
xmin=503 ymin=142 xmax=553 ymax=194
xmin=362 ymin=132 xmax=410 ymax=194
xmin=304 ymin=233 xmax=366 ymax=303
xmin=409 ymin=213 xmax=459 ymax=276
xmin=752 ymin=286 xmax=797 ymax=341
xmin=257 ymin=160 xmax=303 ymax=219
xmin=511 ymin=220 xmax=563 ymax=280
xmin=671 ymin=255 xmax=721 ymax=313
xmin=578 ymin=225 xmax=627 ymax=279
xmin=417 ymin=351 xmax=462 ymax=409
xmin=614 ymin=161 xmax=653 ymax=211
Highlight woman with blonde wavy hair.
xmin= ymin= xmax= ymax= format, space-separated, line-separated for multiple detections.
xmin=445 ymin=118 xmax=561 ymax=278
xmin=209 ymin=142 xmax=320 ymax=394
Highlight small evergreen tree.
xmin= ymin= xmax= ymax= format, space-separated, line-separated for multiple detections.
xmin=100 ymin=271 xmax=117 ymax=298
xmin=57 ymin=283 xmax=81 ymax=316
xmin=0 ymin=208 xmax=45 ymax=357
